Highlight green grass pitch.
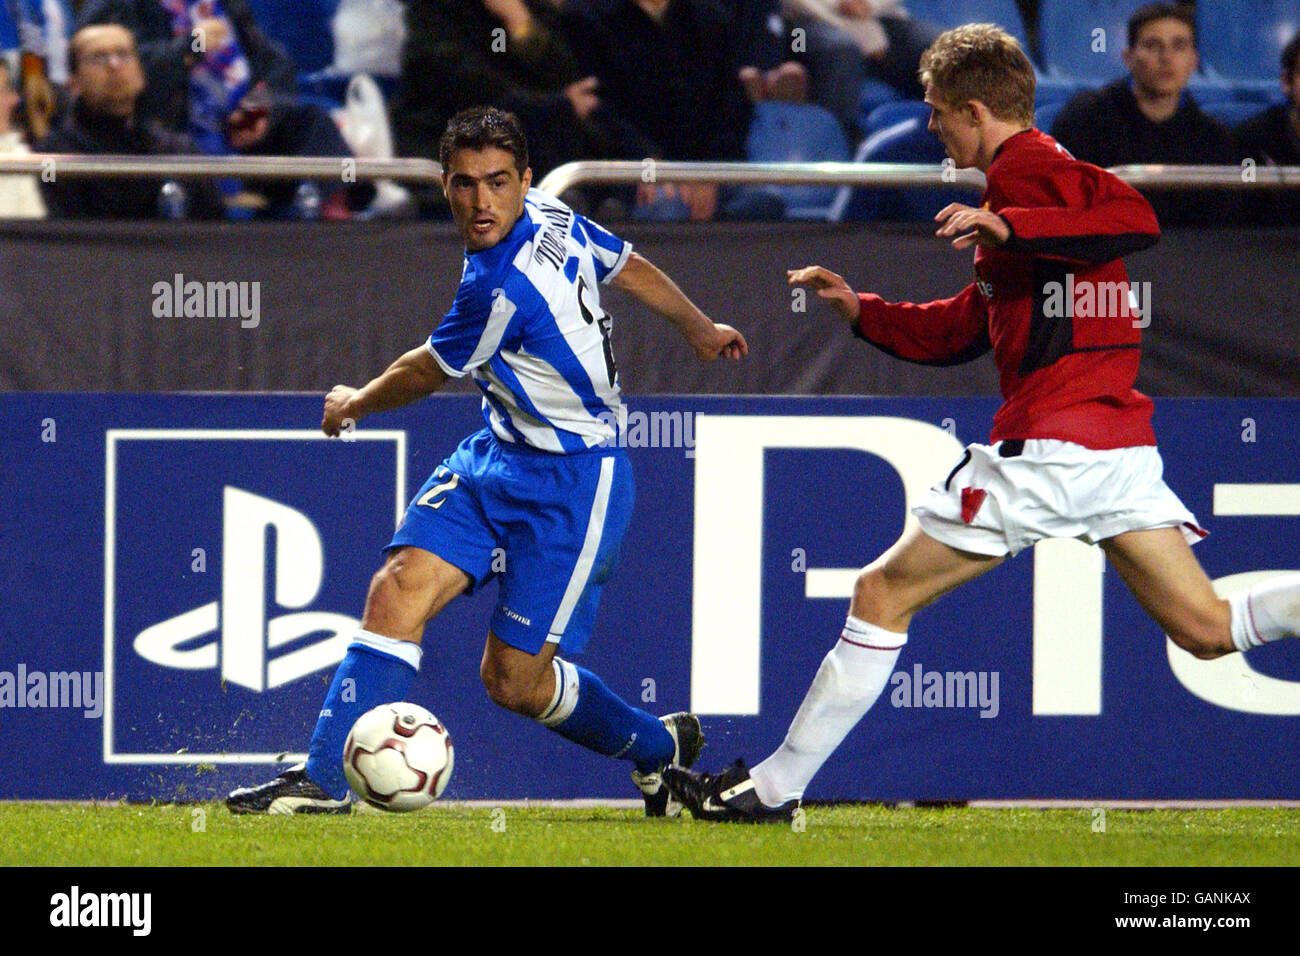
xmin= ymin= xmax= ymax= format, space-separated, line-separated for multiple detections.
xmin=3 ymin=802 xmax=1299 ymax=866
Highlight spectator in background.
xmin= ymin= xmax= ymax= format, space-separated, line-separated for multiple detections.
xmin=1 ymin=0 xmax=75 ymax=140
xmin=565 ymin=0 xmax=762 ymax=220
xmin=78 ymin=0 xmax=372 ymax=217
xmin=1234 ymin=31 xmax=1300 ymax=225
xmin=715 ymin=0 xmax=808 ymax=103
xmin=37 ymin=23 xmax=225 ymax=218
xmin=392 ymin=0 xmax=651 ymax=217
xmin=77 ymin=0 xmax=295 ymax=143
xmin=0 ymin=59 xmax=46 ymax=217
xmin=1050 ymin=2 xmax=1238 ymax=226
xmin=781 ymin=0 xmax=940 ymax=137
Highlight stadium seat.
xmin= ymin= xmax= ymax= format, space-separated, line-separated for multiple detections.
xmin=829 ymin=118 xmax=978 ymax=222
xmin=1039 ymin=0 xmax=1146 ymax=83
xmin=1035 ymin=100 xmax=1066 ymax=136
xmin=745 ymin=100 xmax=852 ymax=220
xmin=245 ymin=0 xmax=340 ymax=74
xmin=862 ymin=100 xmax=931 ymax=137
xmin=907 ymin=0 xmax=1031 ymax=50
xmin=1198 ymin=0 xmax=1299 ymax=100
xmin=1182 ymin=80 xmax=1238 ymax=106
xmin=1033 ymin=74 xmax=1087 ymax=106
xmin=0 ymin=8 xmax=17 ymax=50
xmin=1201 ymin=100 xmax=1271 ymax=129
xmin=856 ymin=78 xmax=904 ymax=134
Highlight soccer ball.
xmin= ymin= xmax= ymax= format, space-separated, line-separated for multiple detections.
xmin=343 ymin=702 xmax=454 ymax=812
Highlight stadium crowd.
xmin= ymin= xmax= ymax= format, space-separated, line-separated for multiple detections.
xmin=0 ymin=0 xmax=1295 ymax=223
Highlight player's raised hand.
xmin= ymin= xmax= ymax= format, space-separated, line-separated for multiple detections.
xmin=322 ymin=384 xmax=359 ymax=437
xmin=787 ymin=265 xmax=860 ymax=324
xmin=689 ymin=322 xmax=748 ymax=362
xmin=934 ymin=203 xmax=1010 ymax=250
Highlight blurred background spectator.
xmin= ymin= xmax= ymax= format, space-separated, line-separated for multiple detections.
xmin=715 ymin=0 xmax=809 ymax=104
xmin=1233 ymin=30 xmax=1300 ymax=225
xmin=78 ymin=0 xmax=371 ymax=217
xmin=4 ymin=0 xmax=1294 ymax=226
xmin=390 ymin=0 xmax=650 ymax=216
xmin=0 ymin=57 xmax=45 ymax=216
xmin=78 ymin=0 xmax=295 ymax=143
xmin=782 ymin=0 xmax=940 ymax=138
xmin=565 ymin=0 xmax=778 ymax=220
xmin=1050 ymin=2 xmax=1239 ymax=226
xmin=37 ymin=22 xmax=226 ymax=217
xmin=1 ymin=0 xmax=74 ymax=140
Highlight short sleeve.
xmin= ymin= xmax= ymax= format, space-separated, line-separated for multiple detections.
xmin=427 ymin=270 xmax=517 ymax=377
xmin=574 ymin=213 xmax=632 ymax=283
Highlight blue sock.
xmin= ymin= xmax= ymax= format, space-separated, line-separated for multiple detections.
xmin=304 ymin=632 xmax=420 ymax=799
xmin=537 ymin=659 xmax=675 ymax=773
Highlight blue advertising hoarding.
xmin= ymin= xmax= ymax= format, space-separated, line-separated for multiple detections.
xmin=1 ymin=393 xmax=1297 ymax=801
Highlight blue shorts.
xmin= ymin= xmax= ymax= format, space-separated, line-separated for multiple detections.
xmin=386 ymin=428 xmax=635 ymax=655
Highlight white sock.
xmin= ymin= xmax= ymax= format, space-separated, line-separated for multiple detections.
xmin=1229 ymin=573 xmax=1300 ymax=652
xmin=350 ymin=628 xmax=422 ymax=669
xmin=750 ymin=615 xmax=907 ymax=807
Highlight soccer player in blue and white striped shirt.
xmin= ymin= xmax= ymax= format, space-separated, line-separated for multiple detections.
xmin=227 ymin=107 xmax=746 ymax=816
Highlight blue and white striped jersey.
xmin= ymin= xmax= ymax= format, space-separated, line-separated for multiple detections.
xmin=426 ymin=189 xmax=631 ymax=453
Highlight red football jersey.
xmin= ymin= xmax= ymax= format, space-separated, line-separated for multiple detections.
xmin=855 ymin=128 xmax=1161 ymax=449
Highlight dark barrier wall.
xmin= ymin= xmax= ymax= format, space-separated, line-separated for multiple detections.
xmin=2 ymin=394 xmax=1298 ymax=801
xmin=1 ymin=221 xmax=1297 ymax=396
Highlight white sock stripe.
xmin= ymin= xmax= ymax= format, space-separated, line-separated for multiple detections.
xmin=842 ymin=614 xmax=908 ymax=649
xmin=538 ymin=658 xmax=580 ymax=727
xmin=538 ymin=659 xmax=565 ymax=722
xmin=349 ymin=629 xmax=421 ymax=670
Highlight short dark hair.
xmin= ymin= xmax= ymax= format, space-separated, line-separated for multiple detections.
xmin=1283 ymin=31 xmax=1300 ymax=77
xmin=1127 ymin=2 xmax=1196 ymax=49
xmin=438 ymin=107 xmax=529 ymax=175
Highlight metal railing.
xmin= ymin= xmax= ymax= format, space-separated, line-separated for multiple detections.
xmin=0 ymin=154 xmax=444 ymax=182
xmin=537 ymin=161 xmax=1300 ymax=193
xmin=0 ymin=154 xmax=1296 ymax=193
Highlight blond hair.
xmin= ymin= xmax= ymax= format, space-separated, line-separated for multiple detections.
xmin=918 ymin=24 xmax=1036 ymax=127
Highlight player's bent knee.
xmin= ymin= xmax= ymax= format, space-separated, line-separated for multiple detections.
xmin=361 ymin=562 xmax=431 ymax=638
xmin=851 ymin=567 xmax=909 ymax=628
xmin=479 ymin=661 xmax=536 ymax=715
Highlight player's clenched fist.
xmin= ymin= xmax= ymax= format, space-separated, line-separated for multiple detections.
xmin=689 ymin=322 xmax=748 ymax=362
xmin=787 ymin=266 xmax=860 ymax=324
xmin=322 ymin=384 xmax=359 ymax=436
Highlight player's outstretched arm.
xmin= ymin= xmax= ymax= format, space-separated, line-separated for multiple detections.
xmin=787 ymin=265 xmax=860 ymax=325
xmin=321 ymin=345 xmax=448 ymax=436
xmin=789 ymin=264 xmax=991 ymax=365
xmin=611 ymin=252 xmax=747 ymax=362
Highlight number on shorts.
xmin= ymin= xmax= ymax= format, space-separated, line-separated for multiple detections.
xmin=417 ymin=467 xmax=460 ymax=510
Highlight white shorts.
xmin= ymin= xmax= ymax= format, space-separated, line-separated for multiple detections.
xmin=913 ymin=438 xmax=1207 ymax=558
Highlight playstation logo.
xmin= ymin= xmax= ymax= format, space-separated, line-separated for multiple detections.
xmin=133 ymin=487 xmax=357 ymax=691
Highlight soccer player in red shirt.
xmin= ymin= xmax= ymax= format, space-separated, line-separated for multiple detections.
xmin=666 ymin=24 xmax=1300 ymax=822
